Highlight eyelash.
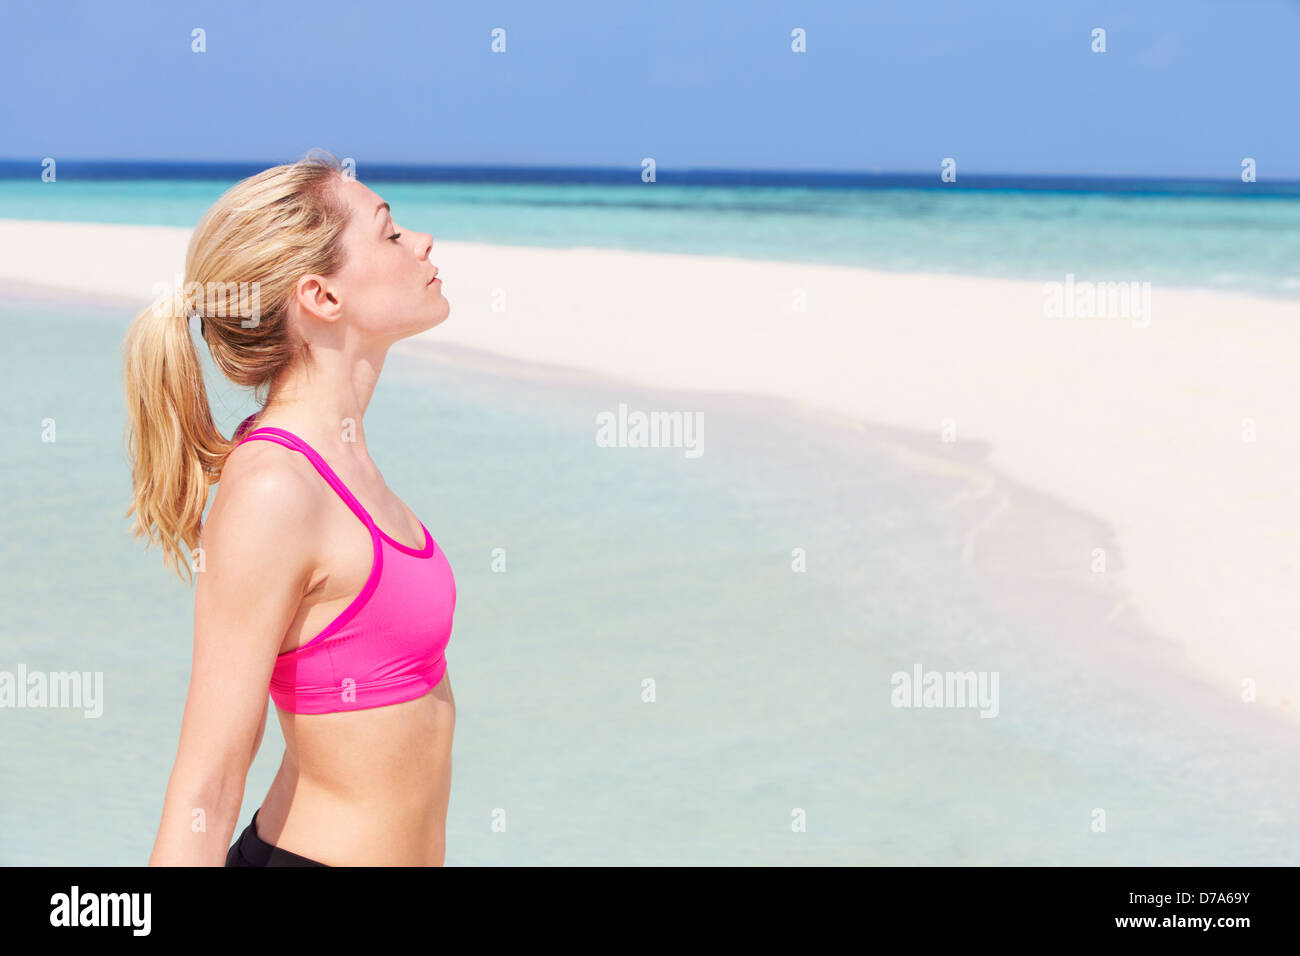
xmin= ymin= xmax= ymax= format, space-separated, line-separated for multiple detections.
xmin=388 ymin=232 xmax=402 ymax=242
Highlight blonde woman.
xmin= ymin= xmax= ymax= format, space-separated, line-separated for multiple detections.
xmin=123 ymin=153 xmax=458 ymax=866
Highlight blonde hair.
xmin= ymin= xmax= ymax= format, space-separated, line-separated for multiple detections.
xmin=122 ymin=151 xmax=351 ymax=583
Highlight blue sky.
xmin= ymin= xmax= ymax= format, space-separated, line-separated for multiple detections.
xmin=2 ymin=0 xmax=1297 ymax=178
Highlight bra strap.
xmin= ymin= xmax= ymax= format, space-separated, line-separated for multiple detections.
xmin=235 ymin=426 xmax=379 ymax=536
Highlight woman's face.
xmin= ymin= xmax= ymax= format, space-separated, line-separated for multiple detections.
xmin=313 ymin=176 xmax=449 ymax=342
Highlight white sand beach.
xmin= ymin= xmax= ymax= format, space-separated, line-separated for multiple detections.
xmin=4 ymin=217 xmax=1298 ymax=720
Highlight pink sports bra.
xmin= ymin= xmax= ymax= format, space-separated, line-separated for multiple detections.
xmin=232 ymin=415 xmax=456 ymax=715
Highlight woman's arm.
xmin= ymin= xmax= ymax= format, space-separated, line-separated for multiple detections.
xmin=148 ymin=453 xmax=320 ymax=865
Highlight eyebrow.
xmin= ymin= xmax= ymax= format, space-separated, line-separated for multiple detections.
xmin=374 ymin=202 xmax=391 ymax=218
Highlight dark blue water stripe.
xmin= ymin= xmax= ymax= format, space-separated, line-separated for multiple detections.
xmin=1 ymin=159 xmax=1298 ymax=196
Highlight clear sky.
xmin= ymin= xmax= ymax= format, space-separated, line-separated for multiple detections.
xmin=2 ymin=0 xmax=1297 ymax=178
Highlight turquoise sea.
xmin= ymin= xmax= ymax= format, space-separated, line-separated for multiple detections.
xmin=3 ymin=174 xmax=1300 ymax=863
xmin=2 ymin=173 xmax=1299 ymax=298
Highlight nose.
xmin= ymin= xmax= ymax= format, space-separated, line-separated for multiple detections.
xmin=415 ymin=231 xmax=434 ymax=262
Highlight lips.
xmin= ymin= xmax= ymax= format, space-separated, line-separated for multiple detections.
xmin=427 ymin=273 xmax=440 ymax=285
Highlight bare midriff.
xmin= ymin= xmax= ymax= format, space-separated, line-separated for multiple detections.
xmin=256 ymin=671 xmax=455 ymax=866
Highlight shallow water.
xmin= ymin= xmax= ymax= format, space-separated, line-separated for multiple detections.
xmin=1 ymin=293 xmax=1296 ymax=865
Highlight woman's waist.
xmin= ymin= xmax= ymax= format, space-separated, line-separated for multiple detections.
xmin=258 ymin=781 xmax=451 ymax=865
xmin=285 ymin=740 xmax=452 ymax=800
xmin=274 ymin=684 xmax=454 ymax=796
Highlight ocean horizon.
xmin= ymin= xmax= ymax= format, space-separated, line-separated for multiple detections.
xmin=4 ymin=161 xmax=1300 ymax=301
xmin=3 ymin=158 xmax=1298 ymax=193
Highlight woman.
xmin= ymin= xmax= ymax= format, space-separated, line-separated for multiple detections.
xmin=123 ymin=152 xmax=458 ymax=866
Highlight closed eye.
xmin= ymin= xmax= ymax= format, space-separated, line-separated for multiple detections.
xmin=388 ymin=232 xmax=402 ymax=242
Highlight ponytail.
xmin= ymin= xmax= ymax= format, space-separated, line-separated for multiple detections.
xmin=121 ymin=292 xmax=231 ymax=584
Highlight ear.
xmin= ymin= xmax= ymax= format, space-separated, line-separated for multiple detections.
xmin=294 ymin=274 xmax=342 ymax=323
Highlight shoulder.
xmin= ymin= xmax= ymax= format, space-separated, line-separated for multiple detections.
xmin=192 ymin=439 xmax=325 ymax=667
xmin=204 ymin=438 xmax=325 ymax=557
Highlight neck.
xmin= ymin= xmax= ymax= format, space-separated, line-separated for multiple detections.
xmin=255 ymin=340 xmax=390 ymax=462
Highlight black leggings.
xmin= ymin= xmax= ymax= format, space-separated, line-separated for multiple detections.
xmin=225 ymin=808 xmax=328 ymax=867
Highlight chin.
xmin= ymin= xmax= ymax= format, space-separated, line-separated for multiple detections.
xmin=424 ymin=302 xmax=451 ymax=330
